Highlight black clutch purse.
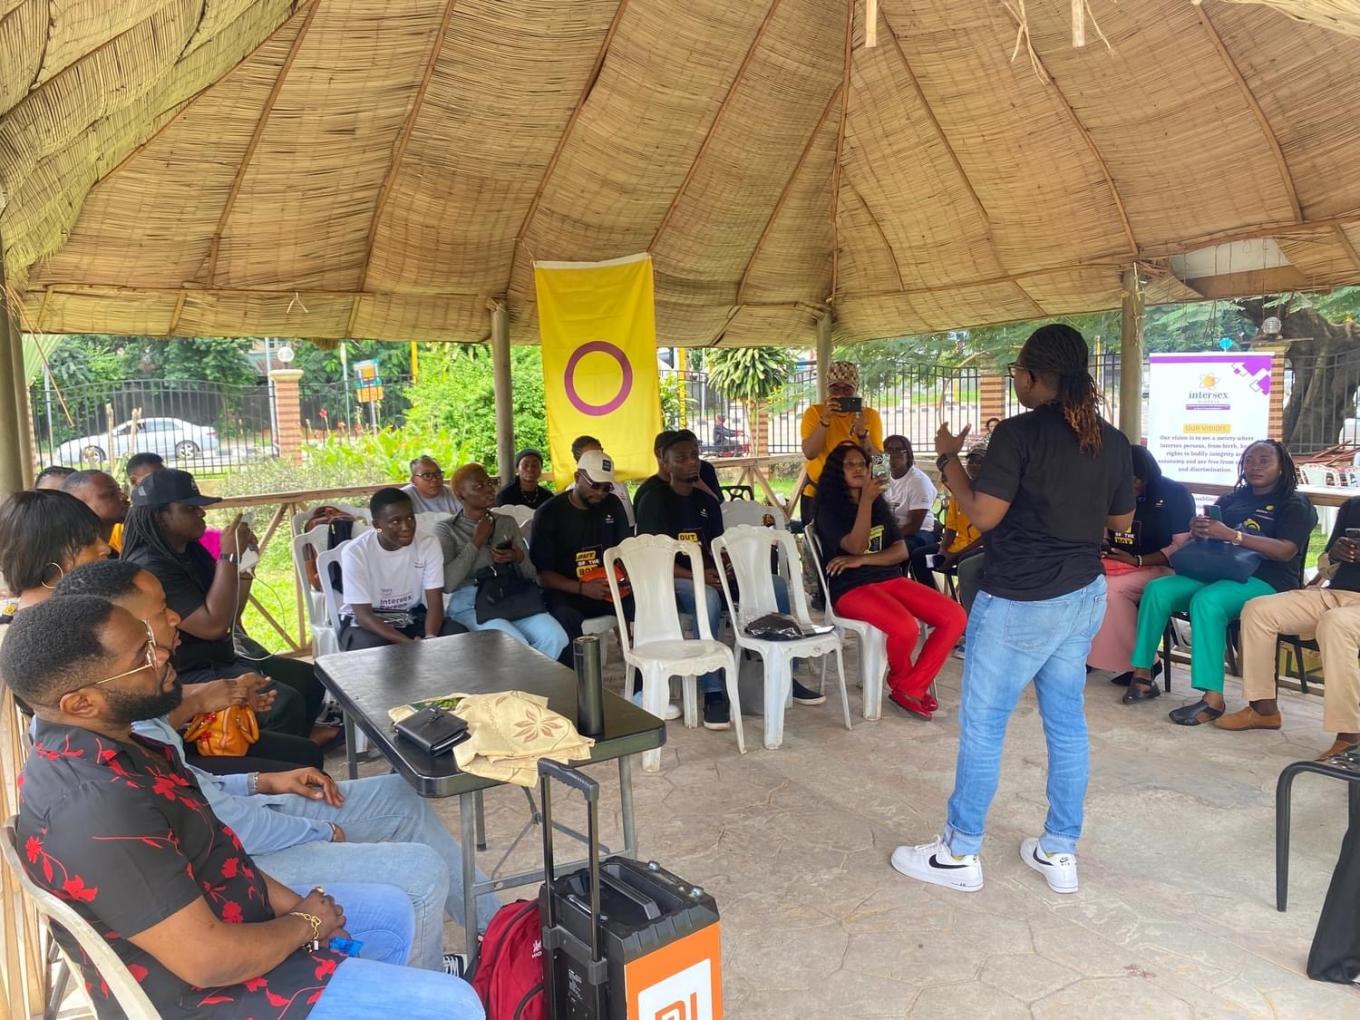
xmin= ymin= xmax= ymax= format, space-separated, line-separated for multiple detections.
xmin=394 ymin=705 xmax=470 ymax=756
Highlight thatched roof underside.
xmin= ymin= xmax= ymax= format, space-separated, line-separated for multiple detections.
xmin=2 ymin=0 xmax=1360 ymax=347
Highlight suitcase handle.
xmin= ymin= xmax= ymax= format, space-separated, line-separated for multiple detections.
xmin=599 ymin=866 xmax=663 ymax=921
xmin=537 ymin=759 xmax=600 ymax=803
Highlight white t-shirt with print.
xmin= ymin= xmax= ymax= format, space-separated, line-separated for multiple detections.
xmin=340 ymin=528 xmax=445 ymax=616
xmin=884 ymin=466 xmax=937 ymax=530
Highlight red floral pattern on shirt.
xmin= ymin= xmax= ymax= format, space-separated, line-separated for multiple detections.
xmin=17 ymin=721 xmax=342 ymax=1019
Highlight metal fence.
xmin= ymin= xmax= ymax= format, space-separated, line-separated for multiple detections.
xmin=30 ymin=375 xmax=413 ymax=477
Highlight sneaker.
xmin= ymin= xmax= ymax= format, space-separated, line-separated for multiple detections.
xmin=792 ymin=679 xmax=826 ymax=706
xmin=702 ymin=695 xmax=732 ymax=731
xmin=890 ymin=837 xmax=982 ymax=892
xmin=442 ymin=952 xmax=469 ymax=977
xmin=630 ymin=690 xmax=682 ymax=721
xmin=1020 ymin=837 xmax=1078 ymax=894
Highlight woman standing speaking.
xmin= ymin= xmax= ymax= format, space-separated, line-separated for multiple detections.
xmin=891 ymin=324 xmax=1134 ymax=896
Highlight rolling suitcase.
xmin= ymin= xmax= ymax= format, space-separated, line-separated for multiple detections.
xmin=537 ymin=760 xmax=723 ymax=1020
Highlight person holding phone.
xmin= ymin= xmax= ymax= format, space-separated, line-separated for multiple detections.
xmin=1123 ymin=440 xmax=1316 ymax=723
xmin=1224 ymin=497 xmax=1360 ymax=757
xmin=1088 ymin=445 xmax=1195 ymax=689
xmin=799 ymin=361 xmax=883 ymax=524
xmin=436 ymin=464 xmax=569 ymax=661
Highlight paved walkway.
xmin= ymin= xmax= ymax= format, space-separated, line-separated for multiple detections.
xmin=418 ymin=650 xmax=1359 ymax=1018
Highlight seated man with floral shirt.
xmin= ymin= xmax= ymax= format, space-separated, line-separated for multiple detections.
xmin=4 ymin=596 xmax=483 ymax=1020
xmin=53 ymin=559 xmax=500 ymax=974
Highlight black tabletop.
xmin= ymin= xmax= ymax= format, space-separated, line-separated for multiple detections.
xmin=316 ymin=630 xmax=666 ymax=797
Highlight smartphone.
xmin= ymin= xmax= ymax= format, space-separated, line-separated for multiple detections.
xmin=925 ymin=553 xmax=946 ymax=569
xmin=837 ymin=395 xmax=863 ymax=413
xmin=495 ymin=539 xmax=513 ymax=551
xmin=1346 ymin=528 xmax=1360 ymax=541
xmin=1204 ymin=505 xmax=1224 ymax=522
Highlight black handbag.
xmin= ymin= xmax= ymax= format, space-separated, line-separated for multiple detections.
xmin=473 ymin=565 xmax=546 ymax=623
xmin=394 ymin=705 xmax=470 ymax=757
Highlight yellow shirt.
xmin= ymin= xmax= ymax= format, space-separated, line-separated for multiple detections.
xmin=108 ymin=522 xmax=124 ymax=554
xmin=943 ymin=499 xmax=981 ymax=554
xmin=800 ymin=403 xmax=885 ymax=495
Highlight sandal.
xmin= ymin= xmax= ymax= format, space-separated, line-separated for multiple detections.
xmin=1168 ymin=699 xmax=1224 ymax=726
xmin=1121 ymin=680 xmax=1161 ymax=704
xmin=1110 ymin=659 xmax=1162 ymax=687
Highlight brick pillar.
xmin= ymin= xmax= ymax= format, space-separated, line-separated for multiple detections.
xmin=269 ymin=369 xmax=304 ymax=463
xmin=1262 ymin=345 xmax=1287 ymax=443
xmin=979 ymin=371 xmax=1007 ymax=427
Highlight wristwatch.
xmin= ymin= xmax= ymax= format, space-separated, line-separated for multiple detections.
xmin=935 ymin=453 xmax=955 ymax=472
xmin=219 ymin=552 xmax=241 ymax=565
xmin=1231 ymin=530 xmax=1244 ymax=546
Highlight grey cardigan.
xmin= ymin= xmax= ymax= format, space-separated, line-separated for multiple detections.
xmin=435 ymin=511 xmax=536 ymax=593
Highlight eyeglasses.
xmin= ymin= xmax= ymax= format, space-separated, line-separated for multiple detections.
xmin=580 ymin=478 xmax=611 ymax=492
xmin=89 ymin=623 xmax=160 ymax=689
xmin=1006 ymin=361 xmax=1028 ymax=378
xmin=414 ymin=470 xmax=443 ymax=481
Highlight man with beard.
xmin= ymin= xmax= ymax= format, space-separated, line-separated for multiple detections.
xmin=4 ymin=595 xmax=483 ymax=1019
xmin=53 ymin=559 xmax=498 ymax=974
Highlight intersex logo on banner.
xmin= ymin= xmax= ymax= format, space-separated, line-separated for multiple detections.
xmin=1146 ymin=353 xmax=1272 ymax=485
xmin=535 ymin=253 xmax=663 ymax=487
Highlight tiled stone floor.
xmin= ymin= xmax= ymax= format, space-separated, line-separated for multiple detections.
xmin=406 ymin=647 xmax=1360 ymax=1019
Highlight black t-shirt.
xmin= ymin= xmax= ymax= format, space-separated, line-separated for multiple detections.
xmin=1118 ymin=475 xmax=1195 ymax=556
xmin=635 ymin=463 xmax=723 ymax=505
xmin=1214 ymin=488 xmax=1317 ymax=592
xmin=497 ymin=481 xmax=554 ymax=510
xmin=976 ymin=404 xmax=1135 ymax=601
xmin=814 ymin=496 xmax=904 ymax=603
xmin=17 ymin=720 xmax=342 ymax=1019
xmin=123 ymin=541 xmax=235 ymax=672
xmin=634 ymin=474 xmax=664 ymax=508
xmin=1326 ymin=496 xmax=1360 ymax=593
xmin=635 ymin=484 xmax=724 ymax=566
xmin=530 ymin=491 xmax=631 ymax=582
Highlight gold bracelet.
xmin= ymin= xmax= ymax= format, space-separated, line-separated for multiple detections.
xmin=289 ymin=911 xmax=322 ymax=951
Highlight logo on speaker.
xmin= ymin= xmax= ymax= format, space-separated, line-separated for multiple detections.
xmin=637 ymin=960 xmax=713 ymax=1020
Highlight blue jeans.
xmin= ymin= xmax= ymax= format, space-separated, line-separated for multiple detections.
xmin=447 ymin=585 xmax=570 ymax=662
xmin=257 ymin=773 xmax=501 ymax=971
xmin=284 ymin=881 xmax=413 ymax=965
xmin=945 ymin=575 xmax=1107 ymax=857
xmin=310 ymin=955 xmax=483 ymax=1020
xmin=676 ymin=578 xmax=726 ymax=694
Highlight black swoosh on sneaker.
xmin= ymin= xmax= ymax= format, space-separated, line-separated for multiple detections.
xmin=928 ymin=853 xmax=969 ymax=870
xmin=1031 ymin=848 xmax=1054 ymax=868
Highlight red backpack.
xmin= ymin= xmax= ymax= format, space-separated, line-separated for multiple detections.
xmin=472 ymin=899 xmax=546 ymax=1020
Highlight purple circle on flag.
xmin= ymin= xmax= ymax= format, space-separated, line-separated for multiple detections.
xmin=564 ymin=341 xmax=634 ymax=416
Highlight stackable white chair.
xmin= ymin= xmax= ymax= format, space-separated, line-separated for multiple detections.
xmin=804 ymin=528 xmax=889 ymax=721
xmin=712 ymin=526 xmax=850 ymax=748
xmin=415 ymin=511 xmax=451 ymax=537
xmin=3 ymin=819 xmax=159 ymax=1020
xmin=291 ymin=530 xmax=339 ymax=657
xmin=315 ymin=541 xmax=369 ymax=754
xmin=720 ymin=500 xmax=787 ymax=531
xmin=604 ymin=536 xmax=739 ymax=771
xmin=290 ymin=502 xmax=369 ymax=536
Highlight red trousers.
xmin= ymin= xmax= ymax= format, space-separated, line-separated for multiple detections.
xmin=834 ymin=577 xmax=966 ymax=698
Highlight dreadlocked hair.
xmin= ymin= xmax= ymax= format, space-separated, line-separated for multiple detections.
xmin=1019 ymin=323 xmax=1104 ymax=455
xmin=1234 ymin=439 xmax=1299 ymax=500
xmin=120 ymin=504 xmax=208 ymax=593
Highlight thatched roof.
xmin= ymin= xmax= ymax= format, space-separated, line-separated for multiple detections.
xmin=2 ymin=0 xmax=1359 ymax=346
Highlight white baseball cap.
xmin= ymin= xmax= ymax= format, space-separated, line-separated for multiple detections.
xmin=577 ymin=449 xmax=616 ymax=484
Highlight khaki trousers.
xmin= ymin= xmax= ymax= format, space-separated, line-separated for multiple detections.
xmin=1239 ymin=588 xmax=1360 ymax=733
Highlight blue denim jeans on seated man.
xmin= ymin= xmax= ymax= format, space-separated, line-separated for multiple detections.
xmin=944 ymin=575 xmax=1107 ymax=858
xmin=259 ymin=772 xmax=502 ymax=971
xmin=296 ymin=882 xmax=483 ymax=1020
xmin=446 ymin=585 xmax=571 ymax=662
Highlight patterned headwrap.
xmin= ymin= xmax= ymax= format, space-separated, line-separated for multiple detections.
xmin=827 ymin=361 xmax=859 ymax=390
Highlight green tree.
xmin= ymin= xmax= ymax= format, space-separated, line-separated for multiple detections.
xmin=705 ymin=347 xmax=797 ymax=455
xmin=403 ymin=345 xmax=547 ymax=476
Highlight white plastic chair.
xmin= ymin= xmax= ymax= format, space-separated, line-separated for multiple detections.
xmin=290 ymin=502 xmax=370 ymax=536
xmin=415 ymin=511 xmax=451 ymax=537
xmin=2 ymin=819 xmax=159 ymax=1020
xmin=721 ymin=500 xmax=787 ymax=531
xmin=804 ymin=528 xmax=889 ymax=721
xmin=605 ymin=536 xmax=739 ymax=771
xmin=315 ymin=541 xmax=369 ymax=754
xmin=291 ymin=530 xmax=338 ymax=657
xmin=712 ymin=526 xmax=850 ymax=748
xmin=491 ymin=504 xmax=535 ymax=542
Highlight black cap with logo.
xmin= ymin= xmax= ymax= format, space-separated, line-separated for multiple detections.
xmin=130 ymin=468 xmax=222 ymax=508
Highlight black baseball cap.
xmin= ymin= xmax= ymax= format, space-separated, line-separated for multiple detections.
xmin=131 ymin=468 xmax=221 ymax=508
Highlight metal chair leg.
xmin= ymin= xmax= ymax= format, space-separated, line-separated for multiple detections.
xmin=1276 ymin=763 xmax=1300 ymax=912
xmin=1162 ymin=625 xmax=1173 ymax=693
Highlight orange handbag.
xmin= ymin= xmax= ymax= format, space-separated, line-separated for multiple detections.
xmin=182 ymin=706 xmax=260 ymax=757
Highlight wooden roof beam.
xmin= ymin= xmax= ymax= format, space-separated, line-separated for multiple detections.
xmin=828 ymin=0 xmax=854 ymax=304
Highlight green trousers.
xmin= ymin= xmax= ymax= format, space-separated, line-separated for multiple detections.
xmin=1130 ymin=574 xmax=1275 ymax=693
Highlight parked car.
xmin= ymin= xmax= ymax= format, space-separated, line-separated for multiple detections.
xmin=54 ymin=417 xmax=219 ymax=466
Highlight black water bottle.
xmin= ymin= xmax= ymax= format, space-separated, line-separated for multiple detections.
xmin=574 ymin=635 xmax=605 ymax=737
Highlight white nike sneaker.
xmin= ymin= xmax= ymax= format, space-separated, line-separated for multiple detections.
xmin=1020 ymin=837 xmax=1078 ymax=894
xmin=890 ymin=837 xmax=983 ymax=893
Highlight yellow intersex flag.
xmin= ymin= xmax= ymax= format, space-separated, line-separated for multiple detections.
xmin=535 ymin=253 xmax=664 ymax=487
